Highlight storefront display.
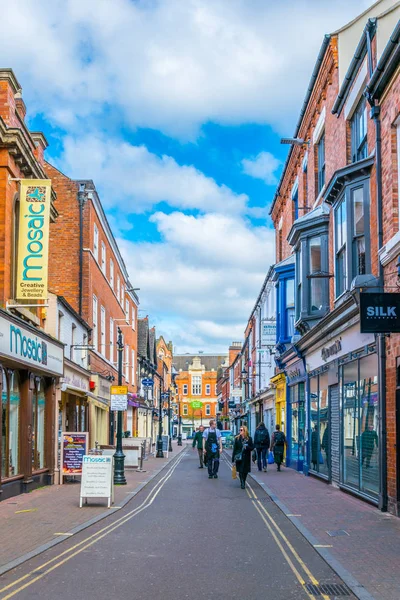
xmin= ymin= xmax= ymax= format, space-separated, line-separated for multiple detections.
xmin=309 ymin=372 xmax=329 ymax=478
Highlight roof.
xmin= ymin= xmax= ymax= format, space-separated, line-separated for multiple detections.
xmin=365 ymin=18 xmax=400 ymax=101
xmin=173 ymin=354 xmax=228 ymax=372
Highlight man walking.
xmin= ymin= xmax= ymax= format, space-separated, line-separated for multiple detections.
xmin=192 ymin=425 xmax=205 ymax=468
xmin=203 ymin=419 xmax=222 ymax=479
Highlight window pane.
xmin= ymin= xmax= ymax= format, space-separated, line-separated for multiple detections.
xmin=309 ymin=237 xmax=321 ymax=273
xmin=286 ymin=279 xmax=294 ymax=307
xmin=310 ymin=279 xmax=323 ymax=312
xmin=359 ymin=354 xmax=379 ymax=496
xmin=1 ymin=370 xmax=7 ymax=478
xmin=310 ymin=376 xmax=318 ymax=471
xmin=286 ymin=307 xmax=295 ymax=338
xmin=9 ymin=372 xmax=20 ymax=476
xmin=353 ymin=188 xmax=364 ymax=236
xmin=343 ymin=362 xmax=359 ymax=489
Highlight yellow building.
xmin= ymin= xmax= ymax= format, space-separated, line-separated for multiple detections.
xmin=271 ymin=373 xmax=286 ymax=434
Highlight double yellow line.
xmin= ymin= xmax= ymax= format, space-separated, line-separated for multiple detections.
xmin=0 ymin=450 xmax=187 ymax=599
xmin=221 ymin=454 xmax=329 ymax=600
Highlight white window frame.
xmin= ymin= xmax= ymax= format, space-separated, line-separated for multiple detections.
xmin=93 ymin=223 xmax=99 ymax=262
xmin=100 ymin=306 xmax=106 ymax=356
xmin=131 ymin=305 xmax=136 ymax=330
xmin=109 ymin=318 xmax=114 ymax=363
xmin=192 ymin=376 xmax=201 ymax=396
xmin=110 ymin=259 xmax=114 ymax=289
xmin=92 ymin=295 xmax=98 ymax=351
xmin=121 ymin=283 xmax=125 ymax=306
xmin=125 ymin=344 xmax=129 ymax=382
xmin=117 ymin=275 xmax=120 ymax=301
xmin=205 ymin=404 xmax=211 ymax=416
xmin=205 ymin=384 xmax=211 ymax=395
xmin=183 ymin=404 xmax=188 ymax=416
xmin=131 ymin=349 xmax=135 ymax=386
xmin=101 ymin=241 xmax=106 ymax=274
xmin=125 ymin=299 xmax=130 ymax=323
xmin=183 ymin=384 xmax=188 ymax=396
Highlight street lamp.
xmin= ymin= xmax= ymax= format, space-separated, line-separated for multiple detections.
xmin=114 ymin=327 xmax=126 ymax=485
xmin=156 ymin=376 xmax=164 ymax=458
xmin=167 ymin=391 xmax=173 ymax=452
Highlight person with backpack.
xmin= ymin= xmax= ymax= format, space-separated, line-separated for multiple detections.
xmin=254 ymin=422 xmax=270 ymax=472
xmin=203 ymin=420 xmax=222 ymax=479
xmin=192 ymin=425 xmax=205 ymax=468
xmin=232 ymin=425 xmax=254 ymax=489
xmin=271 ymin=424 xmax=287 ymax=471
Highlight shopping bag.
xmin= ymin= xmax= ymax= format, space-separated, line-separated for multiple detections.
xmin=319 ymin=451 xmax=324 ymax=465
xmin=268 ymin=451 xmax=274 ymax=465
xmin=232 ymin=464 xmax=237 ymax=479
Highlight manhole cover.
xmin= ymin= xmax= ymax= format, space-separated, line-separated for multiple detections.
xmin=305 ymin=583 xmax=351 ymax=596
xmin=326 ymin=530 xmax=349 ymax=537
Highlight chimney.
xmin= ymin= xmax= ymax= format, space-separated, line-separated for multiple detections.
xmin=14 ymin=90 xmax=26 ymax=121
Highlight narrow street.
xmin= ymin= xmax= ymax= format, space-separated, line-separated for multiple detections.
xmin=0 ymin=450 xmax=354 ymax=600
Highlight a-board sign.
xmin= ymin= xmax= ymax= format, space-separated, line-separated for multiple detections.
xmin=61 ymin=432 xmax=88 ymax=480
xmin=110 ymin=385 xmax=128 ymax=411
xmin=80 ymin=455 xmax=114 ymax=508
xmin=162 ymin=435 xmax=170 ymax=457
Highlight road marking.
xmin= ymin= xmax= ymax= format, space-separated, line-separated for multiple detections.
xmin=15 ymin=509 xmax=37 ymax=514
xmin=0 ymin=450 xmax=188 ymax=599
xmin=53 ymin=534 xmax=73 ymax=537
xmin=314 ymin=545 xmax=333 ymax=548
xmin=287 ymin=514 xmax=302 ymax=517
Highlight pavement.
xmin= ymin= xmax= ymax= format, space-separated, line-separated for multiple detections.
xmin=0 ymin=441 xmax=186 ymax=575
xmin=249 ymin=459 xmax=400 ymax=600
xmin=0 ymin=448 xmax=356 ymax=600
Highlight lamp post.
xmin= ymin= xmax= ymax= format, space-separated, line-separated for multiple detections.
xmin=156 ymin=376 xmax=164 ymax=458
xmin=114 ymin=327 xmax=126 ymax=485
xmin=168 ymin=391 xmax=173 ymax=452
xmin=177 ymin=392 xmax=182 ymax=446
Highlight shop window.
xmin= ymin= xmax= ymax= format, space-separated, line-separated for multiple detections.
xmin=290 ymin=383 xmax=305 ymax=464
xmin=310 ymin=372 xmax=329 ymax=477
xmin=205 ymin=404 xmax=211 ymax=416
xmin=192 ymin=376 xmax=201 ymax=396
xmin=342 ymin=353 xmax=379 ymax=498
xmin=334 ymin=178 xmax=370 ymax=298
xmin=351 ymin=97 xmax=368 ymax=163
xmin=32 ymin=378 xmax=46 ymax=470
xmin=1 ymin=370 xmax=20 ymax=478
xmin=183 ymin=404 xmax=188 ymax=416
xmin=205 ymin=384 xmax=211 ymax=395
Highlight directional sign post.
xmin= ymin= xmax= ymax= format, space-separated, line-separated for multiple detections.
xmin=142 ymin=378 xmax=154 ymax=387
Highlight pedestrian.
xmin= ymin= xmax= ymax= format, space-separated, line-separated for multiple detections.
xmin=203 ymin=420 xmax=223 ymax=479
xmin=271 ymin=424 xmax=287 ymax=471
xmin=311 ymin=426 xmax=318 ymax=470
xmin=192 ymin=425 xmax=205 ymax=468
xmin=232 ymin=425 xmax=254 ymax=489
xmin=361 ymin=425 xmax=378 ymax=468
xmin=254 ymin=422 xmax=270 ymax=472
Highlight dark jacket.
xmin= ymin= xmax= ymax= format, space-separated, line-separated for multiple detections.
xmin=254 ymin=426 xmax=270 ymax=450
xmin=232 ymin=436 xmax=254 ymax=475
xmin=192 ymin=431 xmax=203 ymax=450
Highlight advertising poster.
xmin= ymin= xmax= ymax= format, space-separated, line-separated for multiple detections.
xmin=61 ymin=432 xmax=88 ymax=476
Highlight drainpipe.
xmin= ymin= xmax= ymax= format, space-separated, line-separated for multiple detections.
xmin=77 ymin=183 xmax=86 ymax=316
xmin=368 ymin=97 xmax=387 ymax=512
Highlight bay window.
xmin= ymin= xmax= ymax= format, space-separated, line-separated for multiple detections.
xmin=335 ymin=198 xmax=347 ymax=297
xmin=273 ymin=256 xmax=295 ymax=346
xmin=351 ymin=97 xmax=368 ymax=163
xmin=317 ymin=133 xmax=325 ymax=194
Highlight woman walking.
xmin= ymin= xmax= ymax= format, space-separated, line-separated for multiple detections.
xmin=232 ymin=426 xmax=254 ymax=489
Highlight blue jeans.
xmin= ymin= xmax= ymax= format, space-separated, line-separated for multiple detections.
xmin=257 ymin=448 xmax=268 ymax=471
xmin=207 ymin=455 xmax=220 ymax=477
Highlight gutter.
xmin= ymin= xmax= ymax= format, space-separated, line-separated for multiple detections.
xmin=269 ymin=35 xmax=331 ymax=216
xmin=365 ymin=19 xmax=400 ymax=102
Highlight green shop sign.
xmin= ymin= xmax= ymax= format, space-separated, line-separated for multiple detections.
xmin=191 ymin=401 xmax=203 ymax=409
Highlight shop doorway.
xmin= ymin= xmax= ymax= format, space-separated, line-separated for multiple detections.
xmin=396 ymin=357 xmax=400 ymax=506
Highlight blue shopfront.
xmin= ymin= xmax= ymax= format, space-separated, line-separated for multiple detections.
xmin=286 ymin=357 xmax=307 ymax=472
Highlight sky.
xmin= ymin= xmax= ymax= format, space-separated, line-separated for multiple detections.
xmin=1 ymin=0 xmax=372 ymax=353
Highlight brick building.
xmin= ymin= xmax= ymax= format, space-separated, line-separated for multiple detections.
xmin=269 ymin=1 xmax=400 ymax=511
xmin=45 ymin=169 xmax=139 ymax=446
xmin=173 ymin=354 xmax=227 ymax=436
xmin=0 ymin=69 xmax=64 ymax=498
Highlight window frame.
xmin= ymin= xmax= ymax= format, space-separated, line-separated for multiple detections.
xmin=110 ymin=259 xmax=114 ymax=289
xmin=125 ymin=299 xmax=130 ymax=324
xmin=101 ymin=241 xmax=106 ymax=274
xmin=317 ymin=133 xmax=325 ymax=195
xmin=205 ymin=404 xmax=211 ymax=416
xmin=205 ymin=384 xmax=211 ymax=396
xmin=109 ymin=318 xmax=114 ymax=363
xmin=351 ymin=97 xmax=368 ymax=163
xmin=183 ymin=404 xmax=188 ymax=416
xmin=131 ymin=305 xmax=136 ymax=330
xmin=183 ymin=384 xmax=188 ymax=396
xmin=100 ymin=306 xmax=106 ymax=356
xmin=92 ymin=295 xmax=98 ymax=351
xmin=125 ymin=344 xmax=129 ymax=382
xmin=93 ymin=223 xmax=99 ymax=262
xmin=192 ymin=376 xmax=202 ymax=396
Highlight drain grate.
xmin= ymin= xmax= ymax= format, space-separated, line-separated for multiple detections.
xmin=305 ymin=583 xmax=351 ymax=596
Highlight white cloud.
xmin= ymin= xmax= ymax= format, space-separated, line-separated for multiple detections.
xmin=56 ymin=135 xmax=247 ymax=214
xmin=242 ymin=151 xmax=281 ymax=185
xmin=0 ymin=0 xmax=373 ymax=138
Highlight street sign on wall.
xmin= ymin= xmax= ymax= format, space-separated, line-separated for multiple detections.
xmin=261 ymin=319 xmax=276 ymax=347
xmin=360 ymin=292 xmax=400 ymax=333
xmin=141 ymin=378 xmax=154 ymax=387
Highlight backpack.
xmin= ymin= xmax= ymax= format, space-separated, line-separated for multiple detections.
xmin=258 ymin=429 xmax=269 ymax=445
xmin=274 ymin=431 xmax=285 ymax=446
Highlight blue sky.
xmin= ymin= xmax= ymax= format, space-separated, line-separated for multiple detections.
xmin=1 ymin=0 xmax=371 ymax=352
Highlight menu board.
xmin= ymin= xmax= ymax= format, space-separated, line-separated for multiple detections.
xmin=61 ymin=432 xmax=88 ymax=477
xmin=80 ymin=455 xmax=114 ymax=508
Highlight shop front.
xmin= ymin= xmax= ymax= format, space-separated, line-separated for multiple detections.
xmin=305 ymin=323 xmax=378 ymax=502
xmin=261 ymin=388 xmax=275 ymax=435
xmin=0 ymin=309 xmax=64 ymax=499
xmin=286 ymin=359 xmax=307 ymax=472
xmin=89 ymin=374 xmax=110 ymax=449
xmin=271 ymin=373 xmax=286 ymax=434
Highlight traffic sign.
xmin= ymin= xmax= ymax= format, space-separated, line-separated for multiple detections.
xmin=161 ymin=393 xmax=169 ymax=399
xmin=141 ymin=378 xmax=154 ymax=387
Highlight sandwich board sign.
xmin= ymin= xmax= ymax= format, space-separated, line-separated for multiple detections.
xmin=80 ymin=455 xmax=114 ymax=508
xmin=162 ymin=435 xmax=170 ymax=457
xmin=60 ymin=432 xmax=88 ymax=483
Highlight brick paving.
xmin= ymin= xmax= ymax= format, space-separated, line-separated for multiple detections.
xmin=0 ymin=442 xmax=186 ymax=572
xmin=250 ymin=464 xmax=400 ymax=600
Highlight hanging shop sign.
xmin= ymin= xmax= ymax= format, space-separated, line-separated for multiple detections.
xmin=141 ymin=378 xmax=154 ymax=387
xmin=261 ymin=319 xmax=276 ymax=347
xmin=16 ymin=179 xmax=51 ymax=301
xmin=61 ymin=432 xmax=88 ymax=480
xmin=110 ymin=385 xmax=128 ymax=410
xmin=360 ymin=292 xmax=400 ymax=333
xmin=191 ymin=401 xmax=203 ymax=409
